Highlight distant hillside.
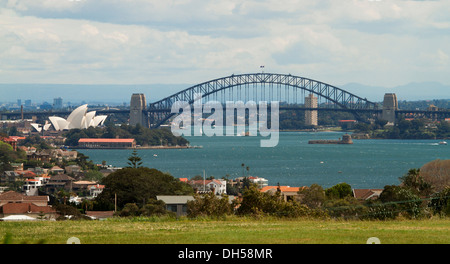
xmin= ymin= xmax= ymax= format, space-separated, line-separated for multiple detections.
xmin=1 ymin=81 xmax=448 ymax=105
xmin=340 ymin=82 xmax=450 ymax=102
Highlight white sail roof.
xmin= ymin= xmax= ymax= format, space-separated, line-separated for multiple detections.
xmin=48 ymin=105 xmax=107 ymax=131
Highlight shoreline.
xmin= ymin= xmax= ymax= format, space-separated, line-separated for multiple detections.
xmin=71 ymin=145 xmax=202 ymax=150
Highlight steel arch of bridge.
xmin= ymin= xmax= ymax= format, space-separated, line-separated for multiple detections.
xmin=148 ymin=73 xmax=378 ymax=127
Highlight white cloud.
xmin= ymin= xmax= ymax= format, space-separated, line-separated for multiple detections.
xmin=0 ymin=0 xmax=449 ymax=89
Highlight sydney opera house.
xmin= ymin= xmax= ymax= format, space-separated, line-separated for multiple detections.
xmin=48 ymin=104 xmax=107 ymax=131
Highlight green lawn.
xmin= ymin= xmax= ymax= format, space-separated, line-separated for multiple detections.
xmin=1 ymin=217 xmax=449 ymax=244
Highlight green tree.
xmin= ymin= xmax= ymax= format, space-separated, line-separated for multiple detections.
xmin=399 ymin=168 xmax=432 ymax=197
xmin=187 ymin=192 xmax=234 ymax=218
xmin=377 ymin=185 xmax=423 ymax=219
xmin=84 ymin=170 xmax=104 ymax=182
xmin=298 ymin=184 xmax=325 ymax=209
xmin=236 ymin=185 xmax=312 ymax=218
xmin=0 ymin=141 xmax=15 ymax=173
xmin=95 ymin=167 xmax=193 ymax=210
xmin=428 ymin=187 xmax=450 ymax=216
xmin=140 ymin=199 xmax=171 ymax=217
xmin=119 ymin=203 xmax=140 ymax=217
xmin=127 ymin=150 xmax=143 ymax=168
xmin=325 ymin=183 xmax=352 ymax=200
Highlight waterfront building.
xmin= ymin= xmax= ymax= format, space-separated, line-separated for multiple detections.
xmin=78 ymin=138 xmax=136 ymax=149
xmin=49 ymin=104 xmax=107 ymax=131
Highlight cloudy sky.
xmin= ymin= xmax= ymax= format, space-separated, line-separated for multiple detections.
xmin=1 ymin=0 xmax=450 ymax=92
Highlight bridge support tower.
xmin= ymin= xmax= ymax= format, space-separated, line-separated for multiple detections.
xmin=381 ymin=93 xmax=398 ymax=125
xmin=130 ymin=93 xmax=149 ymax=127
xmin=305 ymin=93 xmax=318 ymax=126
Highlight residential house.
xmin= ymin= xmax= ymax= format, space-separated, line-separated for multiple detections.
xmin=0 ymin=191 xmax=57 ymax=220
xmin=73 ymin=180 xmax=97 ymax=192
xmin=156 ymin=195 xmax=195 ymax=217
xmin=65 ymin=165 xmax=82 ymax=175
xmin=44 ymin=174 xmax=75 ymax=193
xmin=188 ymin=179 xmax=227 ymax=195
xmin=1 ymin=171 xmax=21 ymax=184
xmin=260 ymin=186 xmax=306 ymax=202
xmin=352 ymin=189 xmax=383 ymax=200
xmin=22 ymin=176 xmax=50 ymax=196
xmin=16 ymin=170 xmax=37 ymax=180
xmin=88 ymin=184 xmax=104 ymax=198
xmin=51 ymin=149 xmax=77 ymax=162
xmin=10 ymin=163 xmax=23 ymax=171
xmin=27 ymin=151 xmax=51 ymax=164
xmin=248 ymin=176 xmax=269 ymax=188
xmin=50 ymin=166 xmax=64 ymax=175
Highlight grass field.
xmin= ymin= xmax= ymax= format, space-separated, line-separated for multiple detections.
xmin=1 ymin=216 xmax=449 ymax=244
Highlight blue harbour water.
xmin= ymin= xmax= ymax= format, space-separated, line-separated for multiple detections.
xmin=77 ymin=132 xmax=449 ymax=189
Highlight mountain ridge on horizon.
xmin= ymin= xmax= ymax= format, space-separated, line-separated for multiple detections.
xmin=1 ymin=81 xmax=449 ymax=104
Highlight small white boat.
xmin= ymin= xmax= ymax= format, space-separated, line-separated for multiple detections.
xmin=439 ymin=141 xmax=447 ymax=145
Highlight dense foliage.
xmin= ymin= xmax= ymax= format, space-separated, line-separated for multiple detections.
xmin=355 ymin=118 xmax=450 ymax=139
xmin=94 ymin=167 xmax=193 ymax=211
xmin=0 ymin=141 xmax=25 ymax=173
xmin=63 ymin=124 xmax=189 ymax=147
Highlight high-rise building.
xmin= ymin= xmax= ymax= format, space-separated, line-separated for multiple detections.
xmin=53 ymin=97 xmax=63 ymax=109
xmin=129 ymin=93 xmax=148 ymax=127
xmin=305 ymin=94 xmax=318 ymax=126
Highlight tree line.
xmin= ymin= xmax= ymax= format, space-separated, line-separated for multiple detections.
xmin=355 ymin=118 xmax=450 ymax=139
xmin=63 ymin=124 xmax=189 ymax=147
xmin=69 ymin=151 xmax=449 ymax=220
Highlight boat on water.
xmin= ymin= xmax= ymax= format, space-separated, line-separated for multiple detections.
xmin=439 ymin=141 xmax=448 ymax=145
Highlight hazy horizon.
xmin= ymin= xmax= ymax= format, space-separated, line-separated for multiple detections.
xmin=1 ymin=80 xmax=449 ymax=105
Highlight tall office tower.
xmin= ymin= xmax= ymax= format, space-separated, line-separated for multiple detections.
xmin=130 ymin=93 xmax=148 ymax=127
xmin=53 ymin=97 xmax=63 ymax=109
xmin=305 ymin=93 xmax=318 ymax=126
xmin=381 ymin=93 xmax=398 ymax=125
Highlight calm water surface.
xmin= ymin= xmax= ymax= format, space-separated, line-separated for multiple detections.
xmin=77 ymin=132 xmax=449 ymax=189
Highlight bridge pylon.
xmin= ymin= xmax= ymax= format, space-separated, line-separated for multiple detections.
xmin=129 ymin=93 xmax=149 ymax=127
xmin=381 ymin=93 xmax=398 ymax=125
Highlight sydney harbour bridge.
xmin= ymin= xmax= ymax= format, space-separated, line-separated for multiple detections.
xmin=2 ymin=73 xmax=449 ymax=128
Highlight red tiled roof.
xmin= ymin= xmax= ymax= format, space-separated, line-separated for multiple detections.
xmin=189 ymin=179 xmax=224 ymax=186
xmin=353 ymin=189 xmax=383 ymax=200
xmin=1 ymin=202 xmax=55 ymax=214
xmin=0 ymin=191 xmax=48 ymax=202
xmin=78 ymin=138 xmax=135 ymax=143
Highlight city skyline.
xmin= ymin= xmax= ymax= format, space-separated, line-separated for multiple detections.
xmin=1 ymin=1 xmax=450 ymax=101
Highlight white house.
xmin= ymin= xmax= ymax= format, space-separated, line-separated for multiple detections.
xmin=188 ymin=179 xmax=227 ymax=195
xmin=22 ymin=176 xmax=50 ymax=196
